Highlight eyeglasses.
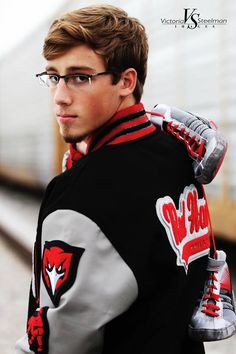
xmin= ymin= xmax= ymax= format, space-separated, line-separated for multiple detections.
xmin=36 ymin=71 xmax=115 ymax=90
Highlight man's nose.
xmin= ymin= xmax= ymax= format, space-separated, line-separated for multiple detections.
xmin=53 ymin=80 xmax=73 ymax=106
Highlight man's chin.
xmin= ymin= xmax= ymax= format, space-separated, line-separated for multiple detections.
xmin=63 ymin=135 xmax=86 ymax=144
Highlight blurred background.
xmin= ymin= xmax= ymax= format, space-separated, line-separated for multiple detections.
xmin=0 ymin=0 xmax=235 ymax=353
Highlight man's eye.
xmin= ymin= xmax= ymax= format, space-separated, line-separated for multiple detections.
xmin=73 ymin=74 xmax=90 ymax=83
xmin=48 ymin=75 xmax=59 ymax=84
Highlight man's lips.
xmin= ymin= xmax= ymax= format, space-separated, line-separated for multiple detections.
xmin=57 ymin=114 xmax=77 ymax=123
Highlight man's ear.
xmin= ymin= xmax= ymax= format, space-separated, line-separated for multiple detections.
xmin=119 ymin=68 xmax=137 ymax=98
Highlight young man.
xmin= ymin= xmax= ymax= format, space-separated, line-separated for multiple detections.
xmin=16 ymin=5 xmax=211 ymax=354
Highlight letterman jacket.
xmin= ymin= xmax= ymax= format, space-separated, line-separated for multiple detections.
xmin=16 ymin=103 xmax=210 ymax=354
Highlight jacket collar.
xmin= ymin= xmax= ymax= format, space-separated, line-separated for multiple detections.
xmin=67 ymin=103 xmax=156 ymax=167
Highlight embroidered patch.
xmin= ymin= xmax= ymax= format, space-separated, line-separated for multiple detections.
xmin=28 ymin=307 xmax=49 ymax=354
xmin=42 ymin=240 xmax=85 ymax=306
xmin=156 ymin=184 xmax=210 ymax=273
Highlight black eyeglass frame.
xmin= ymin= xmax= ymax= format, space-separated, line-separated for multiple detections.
xmin=35 ymin=71 xmax=118 ymax=87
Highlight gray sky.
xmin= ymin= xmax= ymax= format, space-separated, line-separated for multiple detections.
xmin=0 ymin=0 xmax=66 ymax=58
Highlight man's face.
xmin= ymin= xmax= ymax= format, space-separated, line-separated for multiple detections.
xmin=46 ymin=45 xmax=128 ymax=143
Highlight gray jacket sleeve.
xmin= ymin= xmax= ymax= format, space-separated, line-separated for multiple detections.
xmin=15 ymin=209 xmax=138 ymax=354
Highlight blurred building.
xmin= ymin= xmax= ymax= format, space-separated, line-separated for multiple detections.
xmin=0 ymin=0 xmax=235 ymax=240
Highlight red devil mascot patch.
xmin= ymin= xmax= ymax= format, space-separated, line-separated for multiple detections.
xmin=42 ymin=240 xmax=85 ymax=306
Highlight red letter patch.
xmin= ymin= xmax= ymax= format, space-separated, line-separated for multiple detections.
xmin=156 ymin=184 xmax=210 ymax=273
xmin=28 ymin=307 xmax=49 ymax=354
xmin=42 ymin=240 xmax=85 ymax=306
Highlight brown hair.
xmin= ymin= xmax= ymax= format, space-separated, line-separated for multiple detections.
xmin=43 ymin=4 xmax=148 ymax=102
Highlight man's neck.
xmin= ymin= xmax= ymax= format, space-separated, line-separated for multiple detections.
xmin=75 ymin=98 xmax=137 ymax=154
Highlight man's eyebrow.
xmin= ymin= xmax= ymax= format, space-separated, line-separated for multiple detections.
xmin=45 ymin=65 xmax=95 ymax=73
